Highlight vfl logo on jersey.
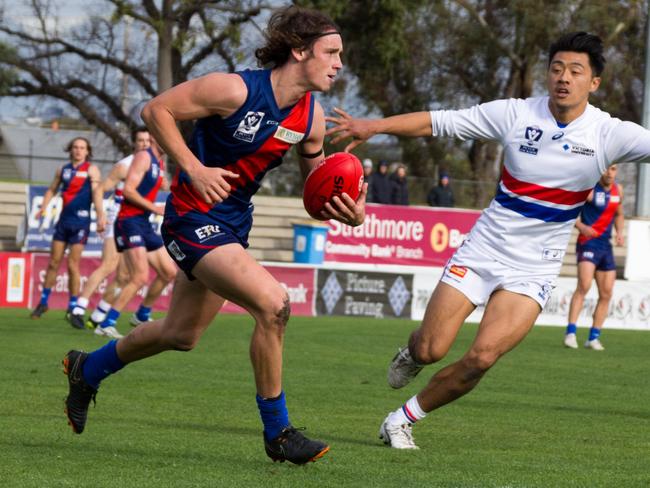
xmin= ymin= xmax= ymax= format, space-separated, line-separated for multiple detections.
xmin=62 ymin=168 xmax=72 ymax=181
xmin=274 ymin=126 xmax=305 ymax=144
xmin=448 ymin=265 xmax=467 ymax=278
xmin=552 ymin=131 xmax=564 ymax=140
xmin=167 ymin=240 xmax=186 ymax=261
xmin=542 ymin=248 xmax=564 ymax=262
xmin=519 ymin=126 xmax=543 ymax=155
xmin=194 ymin=224 xmax=222 ymax=242
xmin=151 ymin=164 xmax=160 ymax=179
xmin=233 ymin=111 xmax=265 ymax=143
xmin=595 ymin=191 xmax=606 ymax=207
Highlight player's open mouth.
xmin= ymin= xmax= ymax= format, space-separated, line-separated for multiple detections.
xmin=555 ymin=88 xmax=569 ymax=97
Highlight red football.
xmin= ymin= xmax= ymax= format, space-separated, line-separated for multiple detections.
xmin=302 ymin=152 xmax=364 ymax=220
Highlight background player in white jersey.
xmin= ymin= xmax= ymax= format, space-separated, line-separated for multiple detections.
xmin=68 ymin=127 xmax=150 ymax=330
xmin=563 ymin=165 xmax=624 ymax=351
xmin=327 ymin=32 xmax=650 ymax=449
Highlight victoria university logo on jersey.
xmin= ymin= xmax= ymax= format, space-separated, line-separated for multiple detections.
xmin=519 ymin=126 xmax=543 ymax=155
xmin=233 ymin=111 xmax=265 ymax=142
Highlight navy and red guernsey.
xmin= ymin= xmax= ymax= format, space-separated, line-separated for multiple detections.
xmin=170 ymin=69 xmax=315 ymax=220
xmin=162 ymin=68 xmax=315 ymax=278
xmin=577 ymin=182 xmax=620 ymax=249
xmin=118 ymin=148 xmax=164 ymax=220
xmin=59 ymin=161 xmax=92 ymax=225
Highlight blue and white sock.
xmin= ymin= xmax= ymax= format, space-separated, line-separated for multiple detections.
xmin=135 ymin=305 xmax=152 ymax=322
xmin=388 ymin=395 xmax=427 ymax=425
xmin=566 ymin=323 xmax=577 ymax=335
xmin=39 ymin=287 xmax=52 ymax=306
xmin=91 ymin=299 xmax=112 ymax=323
xmin=100 ymin=308 xmax=121 ymax=329
xmin=588 ymin=327 xmax=601 ymax=341
xmin=72 ymin=297 xmax=88 ymax=316
xmin=256 ymin=391 xmax=290 ymax=441
xmin=68 ymin=295 xmax=78 ymax=312
xmin=82 ymin=340 xmax=125 ymax=389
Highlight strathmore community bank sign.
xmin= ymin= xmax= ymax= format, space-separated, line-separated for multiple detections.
xmin=324 ymin=203 xmax=481 ymax=267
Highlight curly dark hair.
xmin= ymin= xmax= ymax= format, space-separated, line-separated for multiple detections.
xmin=255 ymin=6 xmax=339 ymax=68
xmin=549 ymin=32 xmax=605 ymax=76
xmin=64 ymin=137 xmax=93 ymax=160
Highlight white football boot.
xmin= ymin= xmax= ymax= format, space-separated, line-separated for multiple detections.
xmin=563 ymin=333 xmax=578 ymax=349
xmin=94 ymin=326 xmax=124 ymax=339
xmin=379 ymin=413 xmax=419 ymax=449
xmin=387 ymin=347 xmax=424 ymax=389
xmin=584 ymin=338 xmax=605 ymax=351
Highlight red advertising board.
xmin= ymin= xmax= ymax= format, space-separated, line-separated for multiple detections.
xmin=324 ymin=204 xmax=481 ymax=267
xmin=30 ymin=254 xmax=173 ymax=311
xmin=221 ymin=265 xmax=316 ymax=317
xmin=0 ymin=252 xmax=31 ymax=307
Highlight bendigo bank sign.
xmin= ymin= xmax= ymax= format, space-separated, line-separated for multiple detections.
xmin=325 ymin=204 xmax=481 ymax=267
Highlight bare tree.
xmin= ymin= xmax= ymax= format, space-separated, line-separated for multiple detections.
xmin=0 ymin=0 xmax=269 ymax=154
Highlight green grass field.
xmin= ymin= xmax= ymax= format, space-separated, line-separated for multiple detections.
xmin=1 ymin=308 xmax=649 ymax=487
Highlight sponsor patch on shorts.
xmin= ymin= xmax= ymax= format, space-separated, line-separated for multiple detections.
xmin=449 ymin=265 xmax=468 ymax=278
xmin=167 ymin=240 xmax=186 ymax=261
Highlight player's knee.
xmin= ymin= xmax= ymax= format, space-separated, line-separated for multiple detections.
xmin=260 ymin=291 xmax=291 ymax=330
xmin=461 ymin=349 xmax=499 ymax=380
xmin=165 ymin=329 xmax=200 ymax=351
xmin=599 ymin=289 xmax=613 ymax=302
xmin=161 ymin=264 xmax=177 ymax=283
xmin=411 ymin=340 xmax=447 ymax=365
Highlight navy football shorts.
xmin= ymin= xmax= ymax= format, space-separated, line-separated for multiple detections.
xmin=161 ymin=206 xmax=251 ymax=280
xmin=114 ymin=215 xmax=163 ymax=253
xmin=53 ymin=219 xmax=90 ymax=245
xmin=576 ymin=243 xmax=616 ymax=271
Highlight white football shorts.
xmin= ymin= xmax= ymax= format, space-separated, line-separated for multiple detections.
xmin=104 ymin=200 xmax=120 ymax=239
xmin=440 ymin=239 xmax=556 ymax=309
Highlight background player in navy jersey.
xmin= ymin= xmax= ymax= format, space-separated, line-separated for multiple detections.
xmin=564 ymin=165 xmax=624 ymax=351
xmin=31 ymin=137 xmax=105 ymax=320
xmin=62 ymin=6 xmax=366 ymax=464
xmin=68 ymin=127 xmax=151 ymax=330
xmin=327 ymin=32 xmax=650 ymax=449
xmin=92 ymin=134 xmax=176 ymax=339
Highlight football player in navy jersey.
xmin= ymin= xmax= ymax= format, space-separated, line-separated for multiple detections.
xmin=63 ymin=6 xmax=366 ymax=465
xmin=31 ymin=137 xmax=105 ymax=320
xmin=564 ymin=165 xmax=624 ymax=351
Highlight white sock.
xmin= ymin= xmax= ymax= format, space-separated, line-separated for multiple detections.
xmin=90 ymin=299 xmax=111 ymax=323
xmin=388 ymin=395 xmax=427 ymax=425
xmin=72 ymin=297 xmax=89 ymax=316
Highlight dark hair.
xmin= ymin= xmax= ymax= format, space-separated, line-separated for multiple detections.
xmin=548 ymin=32 xmax=605 ymax=76
xmin=65 ymin=137 xmax=92 ymax=159
xmin=255 ymin=6 xmax=339 ymax=68
xmin=131 ymin=126 xmax=149 ymax=143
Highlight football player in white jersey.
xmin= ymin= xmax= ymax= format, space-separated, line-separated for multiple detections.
xmin=327 ymin=31 xmax=650 ymax=449
xmin=68 ymin=128 xmax=166 ymax=330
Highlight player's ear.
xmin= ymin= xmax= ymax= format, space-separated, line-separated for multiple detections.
xmin=291 ymin=47 xmax=307 ymax=62
xmin=589 ymin=76 xmax=601 ymax=93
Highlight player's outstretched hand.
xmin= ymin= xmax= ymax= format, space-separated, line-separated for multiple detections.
xmin=321 ymin=182 xmax=367 ymax=227
xmin=188 ymin=165 xmax=240 ymax=205
xmin=325 ymin=107 xmax=375 ymax=152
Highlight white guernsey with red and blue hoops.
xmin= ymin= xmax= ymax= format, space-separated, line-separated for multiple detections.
xmin=430 ymin=96 xmax=650 ymax=277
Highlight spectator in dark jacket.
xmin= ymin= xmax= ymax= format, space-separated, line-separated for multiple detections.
xmin=390 ymin=164 xmax=409 ymax=205
xmin=369 ymin=160 xmax=392 ymax=204
xmin=427 ymin=172 xmax=455 ymax=207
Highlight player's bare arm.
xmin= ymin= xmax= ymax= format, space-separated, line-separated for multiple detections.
xmin=101 ymin=163 xmax=128 ymax=194
xmin=614 ymin=184 xmax=625 ymax=246
xmin=122 ymin=152 xmax=164 ymax=216
xmin=40 ymin=167 xmax=62 ymax=219
xmin=326 ymin=108 xmax=433 ymax=152
xmin=89 ymin=164 xmax=106 ymax=233
xmin=300 ymin=102 xmax=366 ymax=226
xmin=142 ymin=73 xmax=244 ymax=205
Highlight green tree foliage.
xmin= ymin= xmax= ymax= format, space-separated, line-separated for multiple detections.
xmin=301 ymin=0 xmax=647 ymax=207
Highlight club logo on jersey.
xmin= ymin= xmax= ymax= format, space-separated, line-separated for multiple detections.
xmin=152 ymin=164 xmax=159 ymax=179
xmin=233 ymin=111 xmax=265 ymax=143
xmin=167 ymin=240 xmax=186 ymax=261
xmin=448 ymin=265 xmax=467 ymax=278
xmin=519 ymin=126 xmax=543 ymax=155
xmin=570 ymin=144 xmax=595 ymax=157
xmin=552 ymin=131 xmax=564 ymax=140
xmin=194 ymin=224 xmax=222 ymax=242
xmin=542 ymin=248 xmax=564 ymax=261
xmin=595 ymin=191 xmax=606 ymax=207
xmin=62 ymin=168 xmax=72 ymax=181
xmin=274 ymin=126 xmax=305 ymax=144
